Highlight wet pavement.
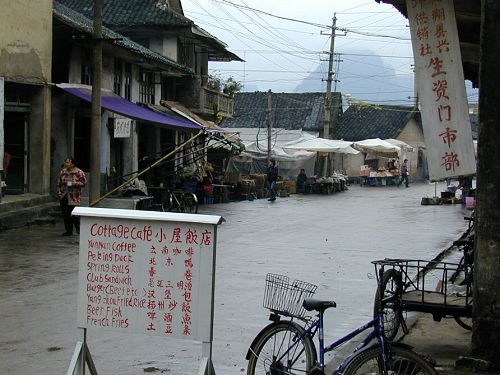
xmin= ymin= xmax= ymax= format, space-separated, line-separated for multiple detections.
xmin=0 ymin=182 xmax=471 ymax=374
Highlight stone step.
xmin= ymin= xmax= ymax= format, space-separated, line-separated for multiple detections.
xmin=29 ymin=216 xmax=57 ymax=226
xmin=0 ymin=201 xmax=60 ymax=230
xmin=0 ymin=194 xmax=56 ymax=213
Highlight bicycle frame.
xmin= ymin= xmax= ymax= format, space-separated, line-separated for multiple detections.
xmin=272 ymin=311 xmax=389 ymax=374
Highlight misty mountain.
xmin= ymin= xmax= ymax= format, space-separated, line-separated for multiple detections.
xmin=294 ymin=50 xmax=415 ymax=105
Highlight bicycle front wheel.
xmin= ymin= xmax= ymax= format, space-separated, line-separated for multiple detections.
xmin=247 ymin=320 xmax=316 ymax=375
xmin=182 ymin=192 xmax=198 ymax=214
xmin=374 ymin=268 xmax=404 ymax=341
xmin=341 ymin=345 xmax=438 ymax=375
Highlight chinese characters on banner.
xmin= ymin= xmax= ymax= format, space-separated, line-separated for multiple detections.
xmin=77 ymin=216 xmax=217 ymax=342
xmin=407 ymin=0 xmax=476 ymax=180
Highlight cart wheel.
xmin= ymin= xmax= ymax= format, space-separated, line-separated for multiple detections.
xmin=374 ymin=268 xmax=404 ymax=341
xmin=454 ymin=316 xmax=472 ymax=330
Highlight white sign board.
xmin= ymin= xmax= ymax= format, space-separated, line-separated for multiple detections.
xmin=407 ymin=0 xmax=476 ymax=181
xmin=1 ymin=77 xmax=4 ymax=172
xmin=114 ymin=118 xmax=131 ymax=138
xmin=74 ymin=207 xmax=223 ymax=342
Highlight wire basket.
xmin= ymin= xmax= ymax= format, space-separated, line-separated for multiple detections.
xmin=263 ymin=273 xmax=318 ymax=318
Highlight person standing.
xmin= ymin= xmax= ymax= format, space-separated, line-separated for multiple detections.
xmin=398 ymin=158 xmax=410 ymax=188
xmin=267 ymin=159 xmax=278 ymax=201
xmin=56 ymin=157 xmax=87 ymax=236
xmin=296 ymin=168 xmax=308 ymax=193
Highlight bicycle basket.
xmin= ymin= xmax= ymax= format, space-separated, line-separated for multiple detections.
xmin=263 ymin=273 xmax=318 ymax=318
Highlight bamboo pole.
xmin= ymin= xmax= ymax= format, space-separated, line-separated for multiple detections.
xmin=89 ymin=130 xmax=204 ymax=207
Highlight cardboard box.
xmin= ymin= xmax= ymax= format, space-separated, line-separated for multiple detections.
xmin=225 ymin=172 xmax=241 ymax=184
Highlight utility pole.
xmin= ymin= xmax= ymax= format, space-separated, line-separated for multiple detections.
xmin=267 ymin=89 xmax=272 ymax=164
xmin=90 ymin=0 xmax=102 ymax=202
xmin=324 ymin=14 xmax=337 ymax=139
xmin=322 ymin=14 xmax=337 ymax=176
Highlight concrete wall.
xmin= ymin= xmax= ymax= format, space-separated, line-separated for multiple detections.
xmin=397 ymin=119 xmax=427 ymax=180
xmin=0 ymin=0 xmax=52 ymax=83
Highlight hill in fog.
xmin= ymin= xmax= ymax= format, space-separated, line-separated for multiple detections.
xmin=294 ymin=50 xmax=415 ymax=105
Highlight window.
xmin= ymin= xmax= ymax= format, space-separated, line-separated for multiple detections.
xmin=124 ymin=63 xmax=132 ymax=100
xmin=139 ymin=70 xmax=155 ymax=104
xmin=81 ymin=63 xmax=93 ymax=85
xmin=161 ymin=76 xmax=176 ymax=101
xmin=114 ymin=59 xmax=123 ymax=96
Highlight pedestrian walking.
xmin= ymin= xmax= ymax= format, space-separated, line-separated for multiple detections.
xmin=398 ymin=158 xmax=410 ymax=188
xmin=56 ymin=157 xmax=87 ymax=236
xmin=267 ymin=159 xmax=278 ymax=201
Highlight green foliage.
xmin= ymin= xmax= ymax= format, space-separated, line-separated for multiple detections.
xmin=222 ymin=76 xmax=242 ymax=96
xmin=207 ymin=73 xmax=242 ymax=96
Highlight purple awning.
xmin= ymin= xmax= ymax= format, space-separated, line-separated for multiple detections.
xmin=57 ymin=84 xmax=201 ymax=130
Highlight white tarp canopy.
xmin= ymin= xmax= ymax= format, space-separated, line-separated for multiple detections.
xmin=283 ymin=137 xmax=360 ymax=154
xmin=384 ymin=139 xmax=414 ymax=153
xmin=353 ymin=138 xmax=401 ymax=158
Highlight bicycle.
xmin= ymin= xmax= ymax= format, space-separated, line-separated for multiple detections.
xmin=246 ymin=273 xmax=438 ymax=375
xmin=166 ymin=189 xmax=198 ymax=214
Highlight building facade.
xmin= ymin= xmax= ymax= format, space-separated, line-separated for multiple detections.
xmin=0 ymin=0 xmax=53 ymax=195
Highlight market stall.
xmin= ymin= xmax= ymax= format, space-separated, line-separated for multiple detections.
xmin=353 ymin=138 xmax=416 ymax=186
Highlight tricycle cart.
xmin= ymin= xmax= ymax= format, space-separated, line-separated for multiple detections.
xmin=372 ymin=258 xmax=473 ymax=340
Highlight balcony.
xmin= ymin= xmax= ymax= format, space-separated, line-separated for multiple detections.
xmin=198 ymin=87 xmax=234 ymax=118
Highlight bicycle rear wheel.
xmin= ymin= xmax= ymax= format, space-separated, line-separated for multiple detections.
xmin=166 ymin=192 xmax=180 ymax=212
xmin=374 ymin=268 xmax=404 ymax=341
xmin=247 ymin=320 xmax=316 ymax=375
xmin=182 ymin=192 xmax=198 ymax=214
xmin=341 ymin=345 xmax=438 ymax=375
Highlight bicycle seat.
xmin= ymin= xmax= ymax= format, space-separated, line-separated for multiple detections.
xmin=303 ymin=298 xmax=336 ymax=312
xmin=453 ymin=239 xmax=474 ymax=247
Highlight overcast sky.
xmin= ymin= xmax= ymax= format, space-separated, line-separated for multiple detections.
xmin=182 ymin=1 xmax=415 ymax=101
xmin=181 ymin=0 xmax=479 ymax=106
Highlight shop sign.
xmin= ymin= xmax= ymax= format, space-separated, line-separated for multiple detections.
xmin=114 ymin=118 xmax=131 ymax=138
xmin=407 ymin=0 xmax=476 ymax=180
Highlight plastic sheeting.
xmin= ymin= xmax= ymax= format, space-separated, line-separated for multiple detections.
xmin=226 ymin=131 xmax=317 ymax=179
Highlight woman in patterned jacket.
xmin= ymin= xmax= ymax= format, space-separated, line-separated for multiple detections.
xmin=56 ymin=157 xmax=87 ymax=236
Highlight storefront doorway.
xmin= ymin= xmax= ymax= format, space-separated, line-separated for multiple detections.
xmin=4 ymin=111 xmax=28 ymax=194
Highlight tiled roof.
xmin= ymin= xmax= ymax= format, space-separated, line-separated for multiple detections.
xmin=56 ymin=0 xmax=192 ymax=28
xmin=332 ymin=104 xmax=419 ymax=141
xmin=221 ymin=92 xmax=343 ymax=131
xmin=56 ymin=0 xmax=242 ymax=62
xmin=53 ymin=2 xmax=193 ymax=75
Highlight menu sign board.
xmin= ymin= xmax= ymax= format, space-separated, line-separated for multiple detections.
xmin=75 ymin=208 xmax=221 ymax=342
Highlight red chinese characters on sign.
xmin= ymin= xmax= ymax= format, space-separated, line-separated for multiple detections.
xmin=411 ymin=0 xmax=462 ymax=173
xmin=441 ymin=151 xmax=460 ymax=172
xmin=439 ymin=127 xmax=457 ymax=147
xmin=80 ymin=217 xmax=217 ymax=341
xmin=151 ymin=226 xmax=212 ymax=337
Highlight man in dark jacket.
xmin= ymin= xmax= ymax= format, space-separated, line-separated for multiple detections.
xmin=267 ymin=159 xmax=278 ymax=201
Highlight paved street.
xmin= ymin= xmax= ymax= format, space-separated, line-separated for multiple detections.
xmin=0 ymin=182 xmax=471 ymax=374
